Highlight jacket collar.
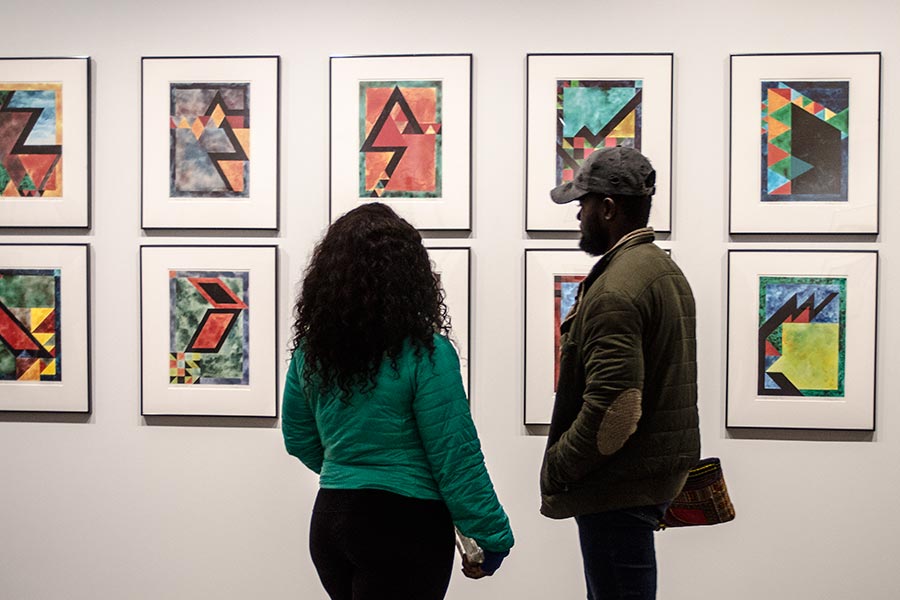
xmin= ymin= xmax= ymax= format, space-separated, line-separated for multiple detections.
xmin=559 ymin=228 xmax=655 ymax=334
xmin=582 ymin=227 xmax=655 ymax=289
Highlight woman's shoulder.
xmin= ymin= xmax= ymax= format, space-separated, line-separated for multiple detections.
xmin=288 ymin=346 xmax=307 ymax=369
xmin=427 ymin=333 xmax=461 ymax=372
xmin=431 ymin=333 xmax=459 ymax=359
xmin=401 ymin=333 xmax=459 ymax=367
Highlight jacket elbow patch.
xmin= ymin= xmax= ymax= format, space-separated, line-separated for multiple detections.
xmin=596 ymin=388 xmax=642 ymax=456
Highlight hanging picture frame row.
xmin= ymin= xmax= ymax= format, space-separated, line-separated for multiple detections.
xmin=523 ymin=248 xmax=878 ymax=431
xmin=3 ymin=52 xmax=880 ymax=233
xmin=0 ymin=244 xmax=473 ymax=416
xmin=4 ymin=244 xmax=876 ymax=429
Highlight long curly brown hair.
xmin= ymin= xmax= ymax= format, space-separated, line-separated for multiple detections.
xmin=290 ymin=203 xmax=451 ymax=399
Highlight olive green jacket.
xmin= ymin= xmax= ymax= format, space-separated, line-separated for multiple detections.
xmin=283 ymin=334 xmax=514 ymax=552
xmin=540 ymin=229 xmax=700 ymax=519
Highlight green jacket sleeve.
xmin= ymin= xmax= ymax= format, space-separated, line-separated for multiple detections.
xmin=413 ymin=336 xmax=514 ymax=553
xmin=544 ymin=290 xmax=645 ymax=487
xmin=282 ymin=351 xmax=324 ymax=474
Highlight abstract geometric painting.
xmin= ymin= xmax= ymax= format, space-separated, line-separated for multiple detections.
xmin=169 ymin=270 xmax=249 ymax=385
xmin=761 ymin=81 xmax=848 ymax=201
xmin=359 ymin=80 xmax=442 ymax=198
xmin=0 ymin=83 xmax=63 ymax=198
xmin=758 ymin=276 xmax=845 ymax=397
xmin=553 ymin=274 xmax=584 ymax=389
xmin=0 ymin=269 xmax=61 ymax=381
xmin=170 ymin=83 xmax=250 ymax=198
xmin=556 ymin=80 xmax=642 ymax=184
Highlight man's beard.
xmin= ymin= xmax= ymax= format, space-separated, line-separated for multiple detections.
xmin=579 ymin=223 xmax=608 ymax=256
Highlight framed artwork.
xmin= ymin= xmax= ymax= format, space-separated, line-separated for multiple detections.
xmin=727 ymin=250 xmax=877 ymax=430
xmin=427 ymin=247 xmax=471 ymax=397
xmin=140 ymin=245 xmax=277 ymax=417
xmin=0 ymin=57 xmax=90 ymax=228
xmin=141 ymin=56 xmax=280 ymax=230
xmin=524 ymin=249 xmax=598 ymax=425
xmin=730 ymin=53 xmax=881 ymax=234
xmin=526 ymin=53 xmax=673 ymax=233
xmin=0 ymin=244 xmax=90 ymax=413
xmin=330 ymin=54 xmax=472 ymax=231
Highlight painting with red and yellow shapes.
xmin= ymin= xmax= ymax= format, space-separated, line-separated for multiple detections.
xmin=0 ymin=269 xmax=61 ymax=381
xmin=0 ymin=83 xmax=63 ymax=198
xmin=359 ymin=80 xmax=442 ymax=198
xmin=553 ymin=274 xmax=584 ymax=391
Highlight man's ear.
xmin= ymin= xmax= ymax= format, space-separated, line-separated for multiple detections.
xmin=600 ymin=196 xmax=617 ymax=221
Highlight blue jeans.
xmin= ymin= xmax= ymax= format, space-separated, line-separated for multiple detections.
xmin=574 ymin=504 xmax=666 ymax=600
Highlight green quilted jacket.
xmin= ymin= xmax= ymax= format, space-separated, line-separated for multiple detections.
xmin=540 ymin=229 xmax=700 ymax=519
xmin=282 ymin=334 xmax=514 ymax=553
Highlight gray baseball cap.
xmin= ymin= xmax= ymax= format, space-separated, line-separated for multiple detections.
xmin=550 ymin=146 xmax=657 ymax=204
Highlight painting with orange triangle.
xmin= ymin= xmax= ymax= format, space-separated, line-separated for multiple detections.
xmin=359 ymin=80 xmax=442 ymax=198
xmin=170 ymin=82 xmax=250 ymax=198
xmin=761 ymin=81 xmax=848 ymax=202
xmin=0 ymin=84 xmax=63 ymax=199
xmin=0 ymin=269 xmax=61 ymax=382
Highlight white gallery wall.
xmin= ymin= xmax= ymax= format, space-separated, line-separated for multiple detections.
xmin=1 ymin=0 xmax=899 ymax=598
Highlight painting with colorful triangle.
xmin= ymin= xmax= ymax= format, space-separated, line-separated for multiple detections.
xmin=761 ymin=81 xmax=849 ymax=202
xmin=0 ymin=84 xmax=63 ymax=199
xmin=758 ymin=276 xmax=846 ymax=397
xmin=169 ymin=270 xmax=249 ymax=385
xmin=169 ymin=82 xmax=250 ymax=198
xmin=359 ymin=80 xmax=442 ymax=198
xmin=556 ymin=80 xmax=642 ymax=185
xmin=0 ymin=269 xmax=61 ymax=382
xmin=553 ymin=274 xmax=584 ymax=391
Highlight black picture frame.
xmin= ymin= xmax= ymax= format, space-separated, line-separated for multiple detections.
xmin=329 ymin=53 xmax=473 ymax=232
xmin=0 ymin=57 xmax=91 ymax=229
xmin=139 ymin=244 xmax=278 ymax=417
xmin=0 ymin=243 xmax=91 ymax=413
xmin=726 ymin=249 xmax=878 ymax=431
xmin=140 ymin=55 xmax=281 ymax=231
xmin=729 ymin=52 xmax=881 ymax=235
xmin=525 ymin=53 xmax=674 ymax=234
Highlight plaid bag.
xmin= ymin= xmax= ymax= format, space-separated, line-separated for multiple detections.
xmin=660 ymin=457 xmax=735 ymax=528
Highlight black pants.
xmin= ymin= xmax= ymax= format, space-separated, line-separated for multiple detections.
xmin=309 ymin=488 xmax=455 ymax=600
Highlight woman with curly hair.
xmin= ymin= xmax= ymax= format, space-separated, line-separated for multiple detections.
xmin=282 ymin=203 xmax=514 ymax=600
